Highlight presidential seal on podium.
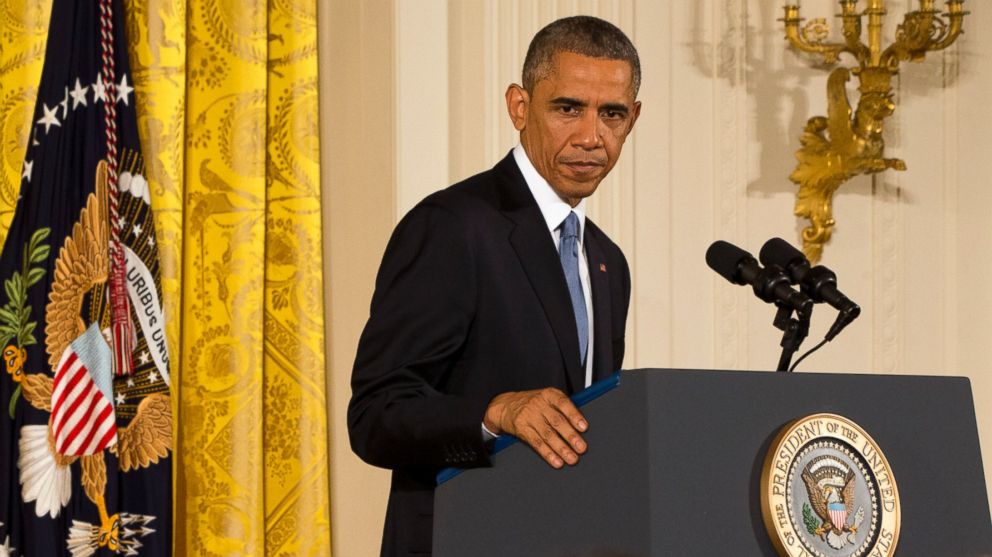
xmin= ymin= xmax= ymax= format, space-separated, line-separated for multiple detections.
xmin=761 ymin=414 xmax=901 ymax=557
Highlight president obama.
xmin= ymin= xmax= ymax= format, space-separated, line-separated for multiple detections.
xmin=349 ymin=16 xmax=641 ymax=556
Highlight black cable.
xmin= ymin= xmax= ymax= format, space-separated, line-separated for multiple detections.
xmin=789 ymin=338 xmax=830 ymax=372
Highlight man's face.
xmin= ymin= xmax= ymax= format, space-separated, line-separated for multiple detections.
xmin=507 ymin=51 xmax=641 ymax=206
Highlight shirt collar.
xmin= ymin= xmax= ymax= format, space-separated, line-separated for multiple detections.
xmin=513 ymin=144 xmax=586 ymax=241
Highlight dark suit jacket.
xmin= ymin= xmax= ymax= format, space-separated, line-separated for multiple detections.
xmin=348 ymin=153 xmax=631 ymax=556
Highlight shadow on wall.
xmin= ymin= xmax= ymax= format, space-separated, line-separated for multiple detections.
xmin=685 ymin=0 xmax=823 ymax=199
xmin=684 ymin=0 xmax=969 ymax=203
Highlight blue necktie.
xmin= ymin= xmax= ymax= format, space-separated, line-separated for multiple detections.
xmin=559 ymin=212 xmax=588 ymax=365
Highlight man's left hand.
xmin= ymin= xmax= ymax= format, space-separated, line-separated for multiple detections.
xmin=483 ymin=388 xmax=588 ymax=469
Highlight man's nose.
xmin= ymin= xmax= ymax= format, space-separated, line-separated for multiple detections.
xmin=572 ymin=111 xmax=603 ymax=149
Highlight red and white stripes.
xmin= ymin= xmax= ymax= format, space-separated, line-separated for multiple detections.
xmin=51 ymin=352 xmax=118 ymax=456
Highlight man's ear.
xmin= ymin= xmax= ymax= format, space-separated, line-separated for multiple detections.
xmin=505 ymin=84 xmax=529 ymax=132
xmin=626 ymin=100 xmax=642 ymax=136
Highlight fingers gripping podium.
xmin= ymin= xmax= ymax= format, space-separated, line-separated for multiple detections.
xmin=433 ymin=369 xmax=992 ymax=557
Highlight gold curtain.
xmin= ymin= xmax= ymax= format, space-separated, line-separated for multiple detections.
xmin=0 ymin=0 xmax=331 ymax=555
xmin=0 ymin=1 xmax=50 ymax=232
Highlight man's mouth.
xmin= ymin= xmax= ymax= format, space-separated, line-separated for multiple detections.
xmin=561 ymin=160 xmax=605 ymax=173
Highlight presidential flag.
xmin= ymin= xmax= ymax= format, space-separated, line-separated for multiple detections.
xmin=0 ymin=0 xmax=172 ymax=555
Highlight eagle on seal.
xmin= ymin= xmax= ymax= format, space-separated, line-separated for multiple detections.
xmin=801 ymin=455 xmax=858 ymax=541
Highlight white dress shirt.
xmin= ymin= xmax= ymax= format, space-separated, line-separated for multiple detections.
xmin=512 ymin=144 xmax=595 ymax=388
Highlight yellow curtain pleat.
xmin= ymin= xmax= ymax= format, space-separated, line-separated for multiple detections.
xmin=0 ymin=0 xmax=51 ymax=240
xmin=172 ymin=0 xmax=330 ymax=554
xmin=0 ymin=0 xmax=330 ymax=554
xmin=179 ymin=0 xmax=269 ymax=552
xmin=262 ymin=0 xmax=330 ymax=555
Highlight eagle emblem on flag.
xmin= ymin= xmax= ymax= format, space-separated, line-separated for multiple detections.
xmin=10 ymin=162 xmax=171 ymax=555
xmin=0 ymin=0 xmax=172 ymax=554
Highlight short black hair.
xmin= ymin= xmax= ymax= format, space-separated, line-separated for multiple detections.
xmin=522 ymin=15 xmax=640 ymax=95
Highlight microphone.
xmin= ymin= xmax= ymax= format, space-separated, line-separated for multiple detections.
xmin=759 ymin=238 xmax=860 ymax=340
xmin=705 ymin=241 xmax=812 ymax=314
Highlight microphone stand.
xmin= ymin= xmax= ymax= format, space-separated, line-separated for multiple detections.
xmin=773 ymin=303 xmax=811 ymax=372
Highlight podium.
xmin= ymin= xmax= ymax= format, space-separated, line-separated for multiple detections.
xmin=433 ymin=369 xmax=992 ymax=556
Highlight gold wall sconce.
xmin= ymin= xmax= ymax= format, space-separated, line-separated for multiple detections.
xmin=781 ymin=0 xmax=968 ymax=263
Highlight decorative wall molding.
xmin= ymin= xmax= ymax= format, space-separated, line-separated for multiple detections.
xmin=872 ymin=172 xmax=902 ymax=374
xmin=941 ymin=48 xmax=960 ymax=375
xmin=713 ymin=0 xmax=749 ymax=370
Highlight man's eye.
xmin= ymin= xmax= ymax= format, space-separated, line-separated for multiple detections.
xmin=602 ymin=110 xmax=623 ymax=120
xmin=559 ymin=106 xmax=578 ymax=115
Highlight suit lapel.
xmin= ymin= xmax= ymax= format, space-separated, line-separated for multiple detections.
xmin=495 ymin=155 xmax=583 ymax=393
xmin=584 ymin=226 xmax=615 ymax=382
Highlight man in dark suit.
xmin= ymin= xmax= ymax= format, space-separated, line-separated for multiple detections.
xmin=349 ymin=15 xmax=642 ymax=556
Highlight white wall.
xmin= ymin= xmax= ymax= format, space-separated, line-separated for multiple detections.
xmin=324 ymin=1 xmax=992 ymax=554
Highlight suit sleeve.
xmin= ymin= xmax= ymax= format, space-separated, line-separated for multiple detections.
xmin=348 ymin=201 xmax=491 ymax=471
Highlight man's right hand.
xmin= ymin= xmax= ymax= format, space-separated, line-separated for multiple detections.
xmin=483 ymin=388 xmax=588 ymax=469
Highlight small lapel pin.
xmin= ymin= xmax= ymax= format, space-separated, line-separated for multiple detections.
xmin=599 ymin=263 xmax=607 ymax=272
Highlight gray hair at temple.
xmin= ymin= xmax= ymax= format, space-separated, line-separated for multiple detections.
xmin=522 ymin=15 xmax=641 ymax=96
